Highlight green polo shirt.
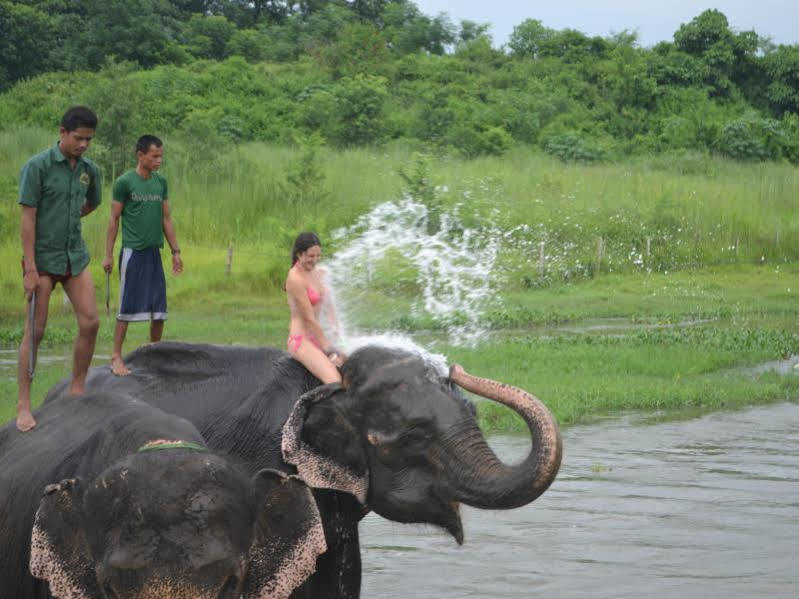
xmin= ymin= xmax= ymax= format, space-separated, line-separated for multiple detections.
xmin=18 ymin=144 xmax=102 ymax=275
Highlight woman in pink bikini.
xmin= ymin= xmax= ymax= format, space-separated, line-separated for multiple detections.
xmin=285 ymin=232 xmax=344 ymax=384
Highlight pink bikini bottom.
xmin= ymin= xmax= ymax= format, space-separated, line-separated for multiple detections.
xmin=287 ymin=334 xmax=322 ymax=354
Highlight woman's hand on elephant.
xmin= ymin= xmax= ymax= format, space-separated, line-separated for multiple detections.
xmin=328 ymin=351 xmax=346 ymax=367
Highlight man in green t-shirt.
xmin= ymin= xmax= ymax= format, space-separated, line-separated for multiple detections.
xmin=17 ymin=106 xmax=102 ymax=432
xmin=103 ymin=135 xmax=183 ymax=376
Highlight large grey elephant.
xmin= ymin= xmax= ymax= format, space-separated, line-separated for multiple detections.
xmin=0 ymin=392 xmax=325 ymax=599
xmin=45 ymin=342 xmax=562 ymax=598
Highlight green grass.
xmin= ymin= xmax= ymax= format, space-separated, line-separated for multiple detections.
xmin=2 ymin=265 xmax=798 ymax=432
xmin=2 ymin=129 xmax=799 ymax=431
xmin=2 ymin=128 xmax=799 ymax=310
xmin=454 ymin=335 xmax=799 ymax=430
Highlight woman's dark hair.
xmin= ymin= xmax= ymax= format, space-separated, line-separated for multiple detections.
xmin=60 ymin=106 xmax=97 ymax=132
xmin=292 ymin=232 xmax=322 ymax=265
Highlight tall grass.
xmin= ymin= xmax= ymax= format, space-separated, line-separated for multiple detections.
xmin=429 ymin=148 xmax=799 ymax=285
xmin=2 ymin=126 xmax=799 ymax=320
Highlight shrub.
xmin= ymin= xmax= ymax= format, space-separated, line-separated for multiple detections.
xmin=544 ymin=133 xmax=606 ymax=163
xmin=478 ymin=126 xmax=513 ymax=156
xmin=329 ymin=74 xmax=388 ymax=146
xmin=716 ymin=111 xmax=786 ymax=161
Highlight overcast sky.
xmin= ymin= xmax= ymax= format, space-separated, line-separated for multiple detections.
xmin=412 ymin=1 xmax=798 ymax=48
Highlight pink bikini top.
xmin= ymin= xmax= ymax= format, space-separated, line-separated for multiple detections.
xmin=307 ymin=286 xmax=322 ymax=306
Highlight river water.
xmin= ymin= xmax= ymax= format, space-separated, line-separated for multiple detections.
xmin=360 ymin=402 xmax=799 ymax=598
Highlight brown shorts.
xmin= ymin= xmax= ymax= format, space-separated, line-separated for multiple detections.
xmin=21 ymin=258 xmax=72 ymax=285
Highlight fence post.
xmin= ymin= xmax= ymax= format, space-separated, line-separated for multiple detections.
xmin=594 ymin=236 xmax=604 ymax=277
xmin=538 ymin=241 xmax=546 ymax=277
xmin=226 ymin=243 xmax=233 ymax=275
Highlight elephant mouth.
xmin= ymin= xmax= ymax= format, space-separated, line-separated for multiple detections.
xmin=441 ymin=501 xmax=464 ymax=545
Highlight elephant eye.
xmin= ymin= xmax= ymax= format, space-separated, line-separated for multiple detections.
xmin=402 ymin=428 xmax=432 ymax=450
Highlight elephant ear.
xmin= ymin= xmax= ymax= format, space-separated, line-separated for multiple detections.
xmin=30 ymin=478 xmax=99 ymax=599
xmin=281 ymin=383 xmax=368 ymax=503
xmin=244 ymin=469 xmax=327 ymax=599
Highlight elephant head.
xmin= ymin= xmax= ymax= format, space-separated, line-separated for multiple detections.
xmin=282 ymin=346 xmax=562 ymax=544
xmin=30 ymin=445 xmax=325 ymax=599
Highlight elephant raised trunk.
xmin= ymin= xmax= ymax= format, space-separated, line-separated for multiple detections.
xmin=443 ymin=364 xmax=562 ymax=510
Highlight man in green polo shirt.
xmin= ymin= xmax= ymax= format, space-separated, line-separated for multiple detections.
xmin=17 ymin=106 xmax=102 ymax=432
xmin=103 ymin=134 xmax=183 ymax=376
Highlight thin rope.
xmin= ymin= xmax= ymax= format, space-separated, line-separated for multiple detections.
xmin=137 ymin=440 xmax=208 ymax=453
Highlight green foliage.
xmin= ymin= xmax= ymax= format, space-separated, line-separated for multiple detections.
xmin=674 ymin=9 xmax=735 ymax=55
xmin=0 ymin=0 xmax=54 ymax=91
xmin=1 ymin=4 xmax=798 ymax=166
xmin=781 ymin=114 xmax=799 ymax=163
xmin=226 ymin=28 xmax=267 ymax=62
xmin=381 ymin=2 xmax=455 ymax=55
xmin=282 ymin=132 xmax=329 ymax=207
xmin=329 ymin=74 xmax=389 ymax=146
xmin=544 ymin=133 xmax=606 ymax=163
xmin=0 ymin=323 xmax=73 ymax=347
xmin=673 ymin=9 xmax=759 ymax=98
xmin=508 ymin=19 xmax=553 ymax=59
xmin=85 ymin=60 xmax=147 ymax=177
xmin=499 ymin=325 xmax=799 ymax=358
xmin=7 ymin=264 xmax=799 ymax=430
xmin=183 ymin=14 xmax=236 ymax=60
xmin=446 ymin=123 xmax=513 ymax=158
xmin=632 ymin=327 xmax=799 ymax=357
xmin=398 ymin=152 xmax=441 ymax=234
xmin=58 ymin=0 xmax=184 ymax=70
xmin=476 ymin=126 xmax=513 ymax=156
xmin=762 ymin=45 xmax=799 ymax=116
xmin=297 ymin=74 xmax=389 ymax=146
xmin=599 ymin=46 xmax=657 ymax=112
xmin=716 ymin=111 xmax=791 ymax=162
xmin=312 ymin=22 xmax=391 ymax=78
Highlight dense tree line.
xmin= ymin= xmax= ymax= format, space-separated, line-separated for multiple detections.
xmin=1 ymin=0 xmax=798 ymax=166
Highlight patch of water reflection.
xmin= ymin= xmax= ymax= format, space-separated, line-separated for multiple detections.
xmin=739 ymin=354 xmax=799 ymax=376
xmin=555 ymin=317 xmax=716 ymax=334
xmin=0 ymin=351 xmax=111 ymax=379
xmin=361 ymin=403 xmax=799 ymax=599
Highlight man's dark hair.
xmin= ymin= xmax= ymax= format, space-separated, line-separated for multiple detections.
xmin=136 ymin=134 xmax=163 ymax=155
xmin=60 ymin=106 xmax=97 ymax=132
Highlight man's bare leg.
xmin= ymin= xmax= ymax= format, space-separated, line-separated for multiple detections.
xmin=64 ymin=269 xmax=99 ymax=395
xmin=111 ymin=319 xmax=130 ymax=376
xmin=17 ymin=277 xmax=54 ymax=432
xmin=150 ymin=319 xmax=164 ymax=343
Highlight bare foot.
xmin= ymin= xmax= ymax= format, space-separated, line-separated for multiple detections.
xmin=110 ymin=355 xmax=131 ymax=376
xmin=16 ymin=410 xmax=36 ymax=432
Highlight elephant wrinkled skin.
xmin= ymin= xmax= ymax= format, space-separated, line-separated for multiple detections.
xmin=45 ymin=342 xmax=562 ymax=598
xmin=0 ymin=393 xmax=325 ymax=599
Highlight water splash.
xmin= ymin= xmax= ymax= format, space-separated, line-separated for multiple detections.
xmin=343 ymin=333 xmax=449 ymax=376
xmin=324 ymin=196 xmax=501 ymax=347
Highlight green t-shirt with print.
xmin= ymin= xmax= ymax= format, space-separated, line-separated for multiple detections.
xmin=112 ymin=169 xmax=168 ymax=250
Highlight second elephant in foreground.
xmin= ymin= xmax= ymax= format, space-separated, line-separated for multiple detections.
xmin=0 ymin=392 xmax=324 ymax=599
xmin=45 ymin=342 xmax=563 ymax=598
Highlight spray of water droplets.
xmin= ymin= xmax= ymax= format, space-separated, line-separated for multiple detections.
xmin=323 ymin=196 xmax=501 ymax=352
